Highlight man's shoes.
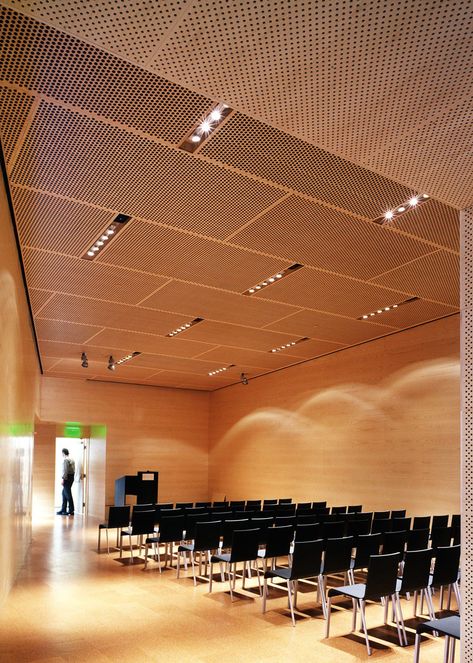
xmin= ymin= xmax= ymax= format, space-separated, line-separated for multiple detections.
xmin=68 ymin=512 xmax=74 ymax=516
xmin=56 ymin=511 xmax=67 ymax=515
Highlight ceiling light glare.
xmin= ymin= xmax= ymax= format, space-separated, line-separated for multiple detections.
xmin=200 ymin=119 xmax=211 ymax=134
xmin=208 ymin=363 xmax=235 ymax=376
xmin=181 ymin=104 xmax=233 ymax=153
xmin=82 ymin=214 xmax=131 ymax=261
xmin=244 ymin=264 xmax=304 ymax=296
xmin=191 ymin=134 xmax=201 ymax=143
xmin=409 ymin=197 xmax=419 ymax=206
xmin=384 ymin=210 xmax=394 ymax=220
xmin=422 ymin=193 xmax=429 ymax=199
xmin=397 ymin=206 xmax=406 ymax=212
xmin=376 ymin=194 xmax=430 ymax=226
xmin=166 ymin=317 xmax=204 ymax=338
xmin=269 ymin=337 xmax=309 ymax=354
xmin=209 ymin=109 xmax=222 ymax=122
xmin=358 ymin=297 xmax=419 ymax=320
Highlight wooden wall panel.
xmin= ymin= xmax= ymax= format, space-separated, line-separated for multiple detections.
xmin=32 ymin=422 xmax=55 ymax=517
xmin=209 ymin=316 xmax=460 ymax=515
xmin=40 ymin=377 xmax=210 ymax=509
xmin=0 ymin=154 xmax=40 ymax=606
xmin=88 ymin=425 xmax=106 ymax=519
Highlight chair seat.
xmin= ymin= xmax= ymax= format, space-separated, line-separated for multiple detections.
xmin=211 ymin=553 xmax=231 ymax=564
xmin=178 ymin=543 xmax=194 ymax=552
xmin=264 ymin=567 xmax=291 ymax=580
xmin=328 ymin=583 xmax=366 ymax=600
xmin=416 ymin=615 xmax=460 ymax=639
xmin=145 ymin=536 xmax=159 ymax=544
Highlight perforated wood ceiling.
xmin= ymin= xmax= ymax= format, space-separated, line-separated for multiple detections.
xmin=0 ymin=2 xmax=463 ymax=391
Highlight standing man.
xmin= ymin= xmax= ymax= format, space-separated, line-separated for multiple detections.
xmin=57 ymin=448 xmax=75 ymax=516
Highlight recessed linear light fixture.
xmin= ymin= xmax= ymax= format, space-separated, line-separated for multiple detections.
xmin=270 ymin=337 xmax=309 ymax=353
xmin=166 ymin=317 xmax=204 ymax=337
xmin=208 ymin=364 xmax=235 ymax=377
xmin=108 ymin=351 xmax=141 ymax=370
xmin=180 ymin=103 xmax=233 ymax=153
xmin=358 ymin=297 xmax=419 ymax=320
xmin=82 ymin=213 xmax=131 ymax=261
xmin=243 ymin=263 xmax=304 ymax=296
xmin=374 ymin=194 xmax=430 ymax=225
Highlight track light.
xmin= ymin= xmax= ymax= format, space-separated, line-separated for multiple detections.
xmin=108 ymin=355 xmax=115 ymax=371
xmin=81 ymin=352 xmax=88 ymax=368
xmin=240 ymin=373 xmax=249 ymax=386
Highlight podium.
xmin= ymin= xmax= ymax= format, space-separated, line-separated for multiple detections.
xmin=114 ymin=471 xmax=159 ymax=506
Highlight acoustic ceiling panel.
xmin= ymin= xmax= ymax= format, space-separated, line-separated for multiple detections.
xmin=231 ymin=195 xmax=436 ymax=280
xmin=22 ymin=248 xmax=169 ymax=305
xmin=371 ymin=250 xmax=460 ymax=308
xmin=37 ymin=293 xmax=190 ymax=336
xmin=101 ymin=220 xmax=290 ymax=292
xmin=141 ymin=280 xmax=299 ymax=328
xmin=201 ymin=112 xmax=416 ymax=218
xmin=34 ymin=317 xmax=101 ymax=344
xmin=85 ymin=328 xmax=216 ymax=359
xmin=389 ymin=199 xmax=460 ymax=251
xmin=0 ymin=5 xmax=211 ymax=144
xmin=11 ymin=101 xmax=284 ymax=240
xmin=182 ymin=320 xmax=297 ymax=353
xmin=12 ymin=187 xmax=117 ymax=257
xmin=45 ymin=357 xmax=159 ymax=380
xmin=0 ymin=84 xmax=34 ymax=162
xmin=195 ymin=346 xmax=306 ymax=371
xmin=265 ymin=308 xmax=396 ymax=345
xmin=255 ymin=267 xmax=407 ymax=317
xmin=358 ymin=298 xmax=458 ymax=330
xmin=39 ymin=339 xmax=126 ymax=361
xmin=28 ymin=287 xmax=53 ymax=314
xmin=271 ymin=337 xmax=345 ymax=360
xmin=142 ymin=370 xmax=236 ymax=390
xmin=132 ymin=352 xmax=231 ymax=376
xmin=148 ymin=0 xmax=473 ymax=208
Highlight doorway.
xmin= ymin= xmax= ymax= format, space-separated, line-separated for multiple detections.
xmin=54 ymin=437 xmax=89 ymax=515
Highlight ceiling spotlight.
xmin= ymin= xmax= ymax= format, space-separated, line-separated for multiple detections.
xmin=244 ymin=264 xmax=303 ymax=296
xmin=81 ymin=352 xmax=88 ymax=368
xmin=397 ymin=206 xmax=406 ymax=212
xmin=108 ymin=355 xmax=115 ymax=371
xmin=200 ymin=120 xmax=212 ymax=134
xmin=191 ymin=134 xmax=201 ymax=143
xmin=409 ymin=197 xmax=419 ymax=206
xmin=240 ymin=373 xmax=249 ymax=386
xmin=82 ymin=213 xmax=131 ymax=261
xmin=384 ymin=210 xmax=394 ymax=220
xmin=422 ymin=193 xmax=429 ymax=199
xmin=358 ymin=297 xmax=419 ymax=320
xmin=209 ymin=109 xmax=222 ymax=122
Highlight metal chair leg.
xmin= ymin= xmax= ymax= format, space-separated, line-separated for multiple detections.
xmin=325 ymin=595 xmax=332 ymax=638
xmin=360 ymin=600 xmax=371 ymax=656
xmin=106 ymin=529 xmax=110 ymax=555
xmin=98 ymin=528 xmax=101 ymax=553
xmin=414 ymin=632 xmax=422 ymax=663
xmin=287 ymin=580 xmax=296 ymax=627
xmin=351 ymin=598 xmax=357 ymax=632
xmin=262 ymin=577 xmax=268 ymax=613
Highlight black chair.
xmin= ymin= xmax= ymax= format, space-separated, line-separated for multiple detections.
xmin=382 ymin=530 xmax=408 ymax=556
xmin=278 ymin=498 xmax=292 ymax=504
xmin=396 ymin=548 xmax=434 ymax=628
xmin=98 ymin=505 xmax=130 ymax=553
xmin=331 ymin=505 xmax=347 ymax=515
xmin=319 ymin=536 xmax=354 ymax=617
xmin=263 ymin=499 xmax=278 ymax=506
xmin=221 ymin=519 xmax=250 ymax=549
xmin=185 ymin=512 xmax=209 ymax=540
xmin=314 ymin=506 xmax=330 ymax=516
xmin=133 ymin=503 xmax=155 ymax=512
xmin=257 ymin=525 xmax=293 ymax=572
xmin=429 ymin=545 xmax=461 ymax=613
xmin=175 ymin=502 xmax=193 ymax=509
xmin=296 ymin=502 xmax=312 ymax=512
xmin=348 ymin=532 xmax=382 ymax=583
xmin=451 ymin=514 xmax=460 ymax=528
xmin=312 ymin=501 xmax=327 ymax=509
xmin=407 ymin=528 xmax=430 ymax=551
xmin=371 ymin=518 xmax=392 ymax=535
xmin=120 ymin=509 xmax=155 ymax=561
xmin=297 ymin=514 xmax=317 ymax=525
xmin=431 ymin=527 xmax=452 ymax=549
xmin=229 ymin=500 xmax=245 ymax=508
xmin=144 ymin=514 xmax=185 ymax=570
xmin=373 ymin=510 xmax=389 ymax=520
xmin=322 ymin=521 xmax=345 ymax=540
xmin=325 ymin=552 xmax=404 ymax=656
xmin=177 ymin=520 xmax=221 ymax=585
xmin=414 ymin=615 xmax=460 ymax=663
xmin=275 ymin=515 xmax=296 ymax=528
xmin=232 ymin=510 xmax=249 ymax=519
xmin=346 ymin=518 xmax=371 ymax=540
xmin=391 ymin=509 xmax=407 ymax=519
xmin=246 ymin=500 xmax=261 ymax=510
xmin=356 ymin=511 xmax=373 ymax=522
xmin=347 ymin=504 xmax=362 ymax=513
xmin=263 ymin=539 xmax=324 ymax=626
xmin=156 ymin=502 xmax=173 ymax=510
xmin=185 ymin=506 xmax=207 ymax=516
xmin=295 ymin=523 xmax=321 ymax=542
xmin=432 ymin=515 xmax=449 ymax=529
xmin=391 ymin=516 xmax=411 ymax=532
xmin=210 ymin=528 xmax=261 ymax=599
xmin=195 ymin=501 xmax=211 ymax=507
xmin=413 ymin=516 xmax=431 ymax=530
xmin=211 ymin=510 xmax=233 ymax=521
xmin=251 ymin=517 xmax=273 ymax=544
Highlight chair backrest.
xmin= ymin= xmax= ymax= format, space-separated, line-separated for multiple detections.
xmin=391 ymin=509 xmax=407 ymax=519
xmin=382 ymin=530 xmax=408 ymax=555
xmin=314 ymin=506 xmax=330 ymax=516
xmin=347 ymin=505 xmax=362 ymax=513
xmin=108 ymin=505 xmax=130 ymax=528
xmin=229 ymin=500 xmax=245 ymax=508
xmin=222 ymin=519 xmax=250 ymax=548
xmin=195 ymin=501 xmax=211 ymax=507
xmin=295 ymin=523 xmax=322 ymax=542
xmin=296 ymin=502 xmax=312 ymax=511
xmin=130 ymin=509 xmax=156 ymax=535
xmin=346 ymin=518 xmax=371 ymax=539
xmin=278 ymin=498 xmax=292 ymax=504
xmin=356 ymin=512 xmax=373 ymax=522
xmin=353 ymin=533 xmax=382 ymax=569
xmin=431 ymin=545 xmax=461 ymax=587
xmin=431 ymin=527 xmax=452 ymax=549
xmin=133 ymin=503 xmax=155 ymax=513
xmin=232 ymin=510 xmax=249 ymax=519
xmin=275 ymin=515 xmax=296 ymax=527
xmin=331 ymin=506 xmax=347 ymax=515
xmin=156 ymin=503 xmax=173 ymax=510
xmin=322 ymin=521 xmax=345 ymax=539
xmin=323 ymin=536 xmax=355 ymax=575
xmin=193 ymin=520 xmax=222 ymax=552
xmin=246 ymin=500 xmax=262 ymax=509
xmin=155 ymin=508 xmax=177 ymax=523
xmin=400 ymin=548 xmax=433 ymax=593
xmin=263 ymin=499 xmax=278 ymax=505
xmin=373 ymin=511 xmax=390 ymax=520
xmin=212 ymin=501 xmax=228 ymax=508
xmin=413 ymin=516 xmax=431 ymax=530
xmin=432 ymin=515 xmax=449 ymax=529
xmin=175 ymin=502 xmax=193 ymax=509
xmin=212 ymin=511 xmax=233 ymax=521
xmin=312 ymin=501 xmax=327 ymax=509
xmin=290 ymin=539 xmax=324 ymax=580
xmin=406 ymin=528 xmax=430 ymax=551
xmin=251 ymin=517 xmax=273 ymax=544
xmin=229 ymin=528 xmax=260 ymax=563
xmin=364 ymin=552 xmax=401 ymax=600
xmin=158 ymin=515 xmax=185 ymax=542
xmin=391 ymin=517 xmax=411 ymax=532
xmin=297 ymin=514 xmax=318 ymax=525
xmin=264 ymin=525 xmax=294 ymax=558
xmin=451 ymin=514 xmax=460 ymax=528
xmin=185 ymin=507 xmax=207 ymax=516
xmin=371 ymin=518 xmax=392 ymax=535
xmin=185 ymin=512 xmax=209 ymax=539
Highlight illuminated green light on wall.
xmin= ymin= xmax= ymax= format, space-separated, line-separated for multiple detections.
xmin=63 ymin=423 xmax=82 ymax=439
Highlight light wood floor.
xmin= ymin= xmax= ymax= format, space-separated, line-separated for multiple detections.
xmin=0 ymin=515 xmax=449 ymax=662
